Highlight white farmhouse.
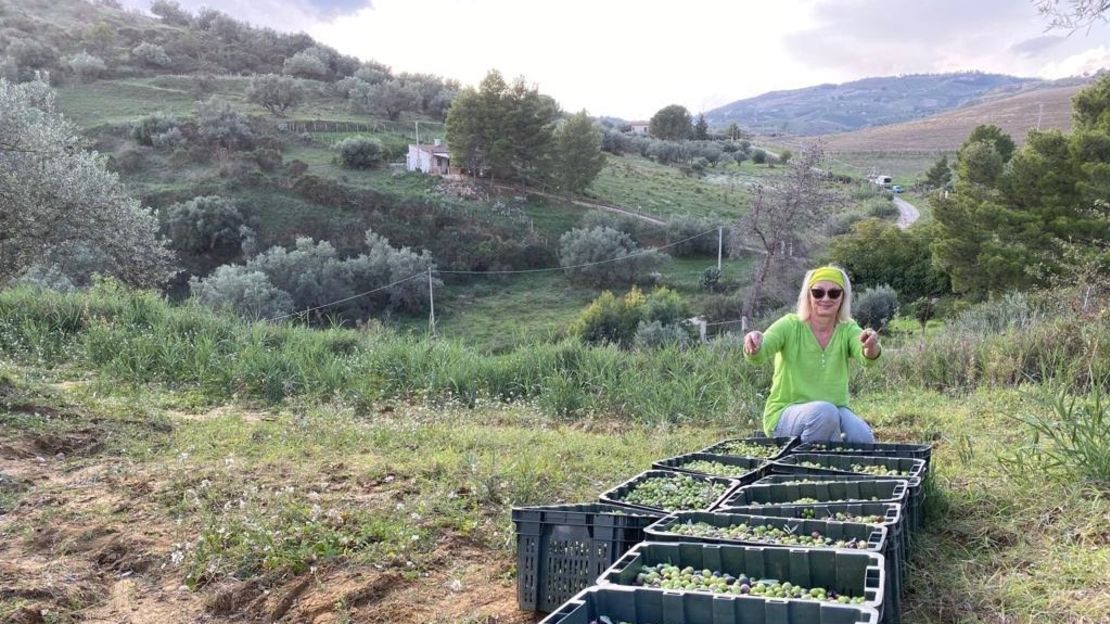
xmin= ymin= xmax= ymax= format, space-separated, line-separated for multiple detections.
xmin=406 ymin=139 xmax=451 ymax=175
xmin=629 ymin=121 xmax=649 ymax=135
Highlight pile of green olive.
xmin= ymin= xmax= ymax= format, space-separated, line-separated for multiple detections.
xmin=616 ymin=474 xmax=729 ymax=511
xmin=666 ymin=520 xmax=870 ymax=549
xmin=633 ymin=563 xmax=867 ymax=604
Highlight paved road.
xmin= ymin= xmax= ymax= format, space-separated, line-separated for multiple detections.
xmin=893 ymin=196 xmax=920 ymax=229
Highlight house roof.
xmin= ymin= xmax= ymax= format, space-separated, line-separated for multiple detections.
xmin=410 ymin=143 xmax=450 ymax=156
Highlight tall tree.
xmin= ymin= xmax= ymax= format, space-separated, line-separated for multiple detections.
xmin=0 ymin=80 xmax=174 ymax=287
xmin=694 ymin=113 xmax=709 ymax=140
xmin=735 ymin=143 xmax=839 ymax=317
xmin=445 ymin=70 xmax=559 ymax=184
xmin=649 ymin=104 xmax=692 ymax=140
xmin=931 ymin=75 xmax=1110 ymax=296
xmin=555 ymin=110 xmax=607 ymax=193
xmin=924 ymin=154 xmax=952 ymax=189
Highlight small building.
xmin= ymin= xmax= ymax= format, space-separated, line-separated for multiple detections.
xmin=872 ymin=174 xmax=893 ymax=187
xmin=406 ymin=140 xmax=450 ymax=175
xmin=629 ymin=121 xmax=649 ymax=135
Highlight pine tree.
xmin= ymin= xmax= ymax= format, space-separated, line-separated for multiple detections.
xmin=694 ymin=114 xmax=709 ymax=140
xmin=924 ymin=154 xmax=951 ymax=189
xmin=555 ymin=111 xmax=606 ymax=193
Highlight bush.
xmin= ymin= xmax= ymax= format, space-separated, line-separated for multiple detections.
xmin=752 ymin=148 xmax=767 ymax=164
xmin=131 ymin=42 xmax=172 ymax=68
xmin=665 ymin=215 xmax=720 ymax=257
xmin=579 ymin=210 xmax=655 ymax=244
xmin=643 ymin=286 xmax=689 ymax=324
xmin=130 ymin=111 xmax=180 ymax=147
xmin=700 ymin=266 xmax=722 ymax=292
xmin=336 ymin=136 xmax=385 ymax=169
xmin=282 ymin=49 xmax=329 ymax=80
xmin=189 ymin=266 xmax=293 ymax=319
xmin=162 ymin=196 xmax=249 ymax=260
xmin=571 ymin=287 xmax=690 ymax=347
xmin=253 ymin=148 xmax=283 ymax=172
xmin=634 ymin=320 xmax=693 ymax=350
xmin=866 ymin=198 xmax=899 ymax=219
xmin=558 ymin=226 xmax=666 ymax=286
xmin=67 ymin=52 xmax=107 ymax=81
xmin=196 ymin=97 xmax=254 ymax=150
xmin=854 ymin=284 xmax=899 ymax=331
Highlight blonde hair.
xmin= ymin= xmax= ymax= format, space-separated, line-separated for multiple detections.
xmin=796 ymin=266 xmax=853 ymax=322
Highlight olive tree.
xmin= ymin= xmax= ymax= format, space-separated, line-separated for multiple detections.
xmin=247 ymin=74 xmax=304 ymax=117
xmin=0 ymin=79 xmax=175 ymax=287
xmin=559 ymin=226 xmax=666 ymax=286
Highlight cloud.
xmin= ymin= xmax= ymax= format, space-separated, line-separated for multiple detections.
xmin=120 ymin=0 xmax=372 ymax=31
xmin=1010 ymin=35 xmax=1066 ymax=57
xmin=784 ymin=0 xmax=1038 ymax=75
xmin=1039 ymin=45 xmax=1110 ymax=78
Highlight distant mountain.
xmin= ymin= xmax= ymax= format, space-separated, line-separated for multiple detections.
xmin=817 ymin=80 xmax=1090 ymax=152
xmin=705 ymin=72 xmax=1046 ymax=136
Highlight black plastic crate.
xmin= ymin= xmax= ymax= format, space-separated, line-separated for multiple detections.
xmin=766 ymin=456 xmax=926 ymax=534
xmin=652 ymin=452 xmax=768 ymax=484
xmin=717 ymin=479 xmax=908 ymax=511
xmin=700 ymin=436 xmax=799 ymax=460
xmin=600 ymin=470 xmax=741 ymax=514
xmin=540 ymin=585 xmax=880 ymax=624
xmin=645 ymin=511 xmax=887 ymax=553
xmin=513 ymin=503 xmax=662 ymax=613
xmin=791 ymin=441 xmax=933 ymax=471
xmin=597 ymin=541 xmax=886 ymax=617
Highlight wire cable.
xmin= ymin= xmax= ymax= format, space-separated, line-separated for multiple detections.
xmin=263 ymin=272 xmax=428 ymax=322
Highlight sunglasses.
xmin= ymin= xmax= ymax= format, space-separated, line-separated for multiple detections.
xmin=810 ymin=287 xmax=843 ymax=300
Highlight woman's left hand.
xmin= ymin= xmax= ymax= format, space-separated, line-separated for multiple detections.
xmin=860 ymin=329 xmax=880 ymax=359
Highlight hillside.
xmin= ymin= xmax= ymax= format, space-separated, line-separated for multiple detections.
xmin=705 ymin=72 xmax=1042 ymax=136
xmin=817 ymin=81 xmax=1086 ymax=152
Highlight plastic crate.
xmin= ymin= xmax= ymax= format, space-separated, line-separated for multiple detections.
xmin=766 ymin=456 xmax=926 ymax=534
xmin=513 ymin=503 xmax=662 ymax=613
xmin=597 ymin=541 xmax=886 ymax=618
xmin=600 ymin=470 xmax=741 ymax=514
xmin=790 ymin=442 xmax=932 ymax=472
xmin=540 ymin=585 xmax=880 ymax=624
xmin=652 ymin=453 xmax=768 ymax=484
xmin=717 ymin=479 xmax=909 ymax=512
xmin=644 ymin=511 xmax=887 ymax=553
xmin=718 ymin=501 xmax=904 ymax=606
xmin=646 ymin=511 xmax=895 ymax=624
xmin=700 ymin=436 xmax=799 ymax=461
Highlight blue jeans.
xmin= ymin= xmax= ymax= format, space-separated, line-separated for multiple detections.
xmin=773 ymin=401 xmax=875 ymax=444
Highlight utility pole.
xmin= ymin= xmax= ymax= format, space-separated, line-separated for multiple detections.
xmin=1036 ymin=102 xmax=1044 ymax=131
xmin=415 ymin=120 xmax=420 ymax=146
xmin=427 ymin=269 xmax=436 ymax=337
xmin=717 ymin=227 xmax=723 ymax=271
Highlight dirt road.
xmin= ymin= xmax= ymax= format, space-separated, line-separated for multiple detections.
xmin=894 ymin=196 xmax=920 ymax=229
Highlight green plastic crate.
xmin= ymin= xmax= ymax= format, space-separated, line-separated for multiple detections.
xmin=600 ymin=470 xmax=741 ymax=514
xmin=652 ymin=453 xmax=768 ymax=484
xmin=700 ymin=436 xmax=799 ymax=461
xmin=513 ymin=503 xmax=662 ymax=613
xmin=540 ymin=585 xmax=880 ymax=624
xmin=597 ymin=541 xmax=886 ymax=617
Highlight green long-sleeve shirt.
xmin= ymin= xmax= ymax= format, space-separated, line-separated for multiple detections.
xmin=745 ymin=314 xmax=880 ymax=436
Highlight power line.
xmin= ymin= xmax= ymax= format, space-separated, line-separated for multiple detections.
xmin=264 ymin=228 xmax=724 ymax=321
xmin=263 ymin=272 xmax=427 ymax=323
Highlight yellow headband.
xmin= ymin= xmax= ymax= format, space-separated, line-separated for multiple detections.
xmin=808 ymin=267 xmax=846 ymax=289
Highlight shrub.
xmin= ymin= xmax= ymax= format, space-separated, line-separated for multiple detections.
xmin=67 ymin=52 xmax=107 ymax=81
xmin=253 ymin=148 xmax=283 ymax=172
xmin=634 ymin=320 xmax=693 ymax=350
xmin=558 ymin=226 xmax=666 ymax=286
xmin=665 ymin=215 xmax=720 ymax=257
xmin=131 ymin=42 xmax=172 ymax=68
xmin=572 ymin=287 xmax=690 ymax=347
xmin=162 ymin=196 xmax=248 ymax=260
xmin=151 ymin=127 xmax=186 ymax=149
xmin=336 ymin=136 xmax=385 ymax=169
xmin=854 ymin=284 xmax=899 ymax=331
xmin=700 ymin=266 xmax=722 ymax=292
xmin=644 ymin=286 xmax=690 ymax=324
xmin=282 ymin=49 xmax=329 ymax=80
xmin=189 ymin=266 xmax=293 ymax=319
xmin=866 ymin=198 xmax=899 ymax=219
xmin=579 ymin=210 xmax=654 ymax=244
xmin=196 ymin=98 xmax=254 ymax=150
xmin=130 ymin=111 xmax=180 ymax=146
xmin=752 ymin=148 xmax=767 ymax=164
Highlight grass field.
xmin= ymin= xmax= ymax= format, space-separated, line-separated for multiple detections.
xmin=585 ymin=155 xmax=777 ymax=221
xmin=1 ymin=316 xmax=1106 ymax=622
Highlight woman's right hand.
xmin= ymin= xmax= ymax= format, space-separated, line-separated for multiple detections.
xmin=744 ymin=331 xmax=763 ymax=355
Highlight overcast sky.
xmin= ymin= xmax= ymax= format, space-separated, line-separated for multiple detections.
xmin=125 ymin=0 xmax=1110 ymax=119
